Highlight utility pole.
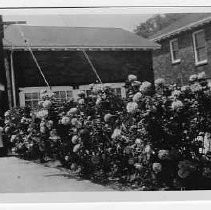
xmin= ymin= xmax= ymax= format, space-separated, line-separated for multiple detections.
xmin=0 ymin=17 xmax=26 ymax=111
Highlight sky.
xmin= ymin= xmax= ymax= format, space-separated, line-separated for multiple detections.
xmin=3 ymin=14 xmax=153 ymax=32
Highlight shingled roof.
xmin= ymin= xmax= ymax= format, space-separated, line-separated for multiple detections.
xmin=3 ymin=25 xmax=159 ymax=50
xmin=150 ymin=13 xmax=211 ymax=41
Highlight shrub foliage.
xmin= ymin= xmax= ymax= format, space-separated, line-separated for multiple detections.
xmin=3 ymin=72 xmax=211 ymax=190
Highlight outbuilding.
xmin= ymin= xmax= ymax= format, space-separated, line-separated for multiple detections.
xmin=3 ymin=25 xmax=159 ymax=108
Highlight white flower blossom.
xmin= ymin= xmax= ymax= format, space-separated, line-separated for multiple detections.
xmin=10 ymin=135 xmax=17 ymax=143
xmin=204 ymin=132 xmax=211 ymax=154
xmin=95 ymin=97 xmax=102 ymax=105
xmin=71 ymin=135 xmax=79 ymax=144
xmin=171 ymin=90 xmax=182 ymax=98
xmin=135 ymin=138 xmax=143 ymax=145
xmin=4 ymin=110 xmax=10 ymax=117
xmin=73 ymin=144 xmax=81 ymax=153
xmin=189 ymin=74 xmax=198 ymax=82
xmin=40 ymin=89 xmax=54 ymax=99
xmin=139 ymin=81 xmax=152 ymax=94
xmin=126 ymin=102 xmax=138 ymax=113
xmin=158 ymin=150 xmax=170 ymax=160
xmin=155 ymin=78 xmax=165 ymax=87
xmin=46 ymin=120 xmax=54 ymax=129
xmin=144 ymin=145 xmax=152 ymax=153
xmin=42 ymin=100 xmax=52 ymax=109
xmin=132 ymin=92 xmax=142 ymax=102
xmin=78 ymin=98 xmax=85 ymax=105
xmin=181 ymin=85 xmax=191 ymax=93
xmin=198 ymin=71 xmax=206 ymax=80
xmin=67 ymin=108 xmax=78 ymax=116
xmin=36 ymin=110 xmax=48 ymax=119
xmin=92 ymin=84 xmax=104 ymax=94
xmin=152 ymin=162 xmax=162 ymax=173
xmin=4 ymin=120 xmax=10 ymax=125
xmin=171 ymin=100 xmax=184 ymax=110
xmin=71 ymin=118 xmax=81 ymax=128
xmin=104 ymin=113 xmax=113 ymax=122
xmin=131 ymin=81 xmax=141 ymax=87
xmin=190 ymin=83 xmax=203 ymax=92
xmin=128 ymin=74 xmax=137 ymax=82
xmin=38 ymin=101 xmax=44 ymax=106
xmin=40 ymin=126 xmax=46 ymax=134
xmin=61 ymin=116 xmax=70 ymax=125
xmin=111 ymin=128 xmax=121 ymax=139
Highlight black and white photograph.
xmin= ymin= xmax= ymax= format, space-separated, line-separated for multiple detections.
xmin=1 ymin=2 xmax=211 ymax=204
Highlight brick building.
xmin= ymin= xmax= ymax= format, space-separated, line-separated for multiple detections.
xmin=150 ymin=13 xmax=211 ymax=85
xmin=3 ymin=25 xmax=159 ymax=108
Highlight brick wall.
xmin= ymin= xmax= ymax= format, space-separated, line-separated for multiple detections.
xmin=153 ymin=24 xmax=211 ymax=85
xmin=12 ymin=50 xmax=153 ymax=88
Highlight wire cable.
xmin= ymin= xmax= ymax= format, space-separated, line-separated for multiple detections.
xmin=16 ymin=25 xmax=50 ymax=88
xmin=82 ymin=50 xmax=103 ymax=84
xmin=57 ymin=15 xmax=103 ymax=84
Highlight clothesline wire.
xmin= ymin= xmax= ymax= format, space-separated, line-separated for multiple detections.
xmin=16 ymin=25 xmax=51 ymax=88
xmin=5 ymin=21 xmax=103 ymax=87
xmin=82 ymin=50 xmax=103 ymax=84
xmin=58 ymin=15 xmax=103 ymax=84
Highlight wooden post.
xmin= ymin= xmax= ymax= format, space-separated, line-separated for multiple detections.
xmin=10 ymin=50 xmax=16 ymax=107
xmin=0 ymin=17 xmax=26 ymax=113
xmin=0 ymin=15 xmax=9 ymax=114
xmin=4 ymin=56 xmax=12 ymax=109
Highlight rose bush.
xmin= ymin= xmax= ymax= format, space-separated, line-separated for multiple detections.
xmin=2 ymin=72 xmax=211 ymax=190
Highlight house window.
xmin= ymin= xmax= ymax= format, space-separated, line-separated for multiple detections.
xmin=192 ymin=30 xmax=207 ymax=65
xmin=19 ymin=84 xmax=126 ymax=108
xmin=170 ymin=39 xmax=180 ymax=63
xmin=113 ymin=87 xmax=122 ymax=97
xmin=25 ymin=92 xmax=40 ymax=108
xmin=19 ymin=86 xmax=73 ymax=108
xmin=53 ymin=90 xmax=73 ymax=102
xmin=79 ymin=83 xmax=126 ymax=98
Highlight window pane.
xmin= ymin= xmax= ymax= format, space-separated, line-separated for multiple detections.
xmin=195 ymin=31 xmax=205 ymax=48
xmin=25 ymin=92 xmax=39 ymax=100
xmin=114 ymin=88 xmax=121 ymax=96
xmin=25 ymin=100 xmax=32 ymax=107
xmin=170 ymin=39 xmax=180 ymax=61
xmin=54 ymin=91 xmax=60 ymax=98
xmin=32 ymin=100 xmax=39 ymax=108
xmin=173 ymin=50 xmax=179 ymax=60
xmin=31 ymin=92 xmax=39 ymax=99
xmin=197 ymin=47 xmax=207 ymax=61
xmin=67 ymin=91 xmax=73 ymax=98
xmin=172 ymin=40 xmax=178 ymax=50
xmin=86 ymin=90 xmax=91 ymax=96
xmin=25 ymin=93 xmax=32 ymax=100
xmin=60 ymin=91 xmax=66 ymax=99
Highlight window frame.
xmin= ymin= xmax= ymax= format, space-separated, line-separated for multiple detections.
xmin=19 ymin=86 xmax=73 ymax=107
xmin=19 ymin=83 xmax=126 ymax=108
xmin=79 ymin=83 xmax=126 ymax=98
xmin=192 ymin=29 xmax=208 ymax=66
xmin=169 ymin=38 xmax=181 ymax=64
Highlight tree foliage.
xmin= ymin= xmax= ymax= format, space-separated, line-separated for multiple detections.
xmin=134 ymin=13 xmax=187 ymax=38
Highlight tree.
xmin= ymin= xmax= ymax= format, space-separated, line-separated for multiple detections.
xmin=134 ymin=13 xmax=187 ymax=38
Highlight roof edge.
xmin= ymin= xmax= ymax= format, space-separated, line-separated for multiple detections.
xmin=150 ymin=16 xmax=211 ymax=41
xmin=4 ymin=45 xmax=160 ymax=51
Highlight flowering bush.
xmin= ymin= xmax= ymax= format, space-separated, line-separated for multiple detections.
xmin=3 ymin=72 xmax=211 ymax=190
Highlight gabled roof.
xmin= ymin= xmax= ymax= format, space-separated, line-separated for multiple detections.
xmin=3 ymin=25 xmax=160 ymax=50
xmin=150 ymin=13 xmax=211 ymax=41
